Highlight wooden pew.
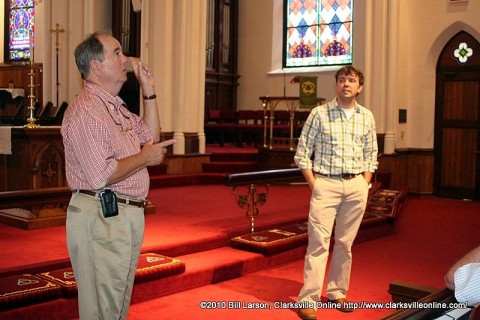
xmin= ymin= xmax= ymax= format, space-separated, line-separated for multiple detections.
xmin=382 ymin=281 xmax=478 ymax=320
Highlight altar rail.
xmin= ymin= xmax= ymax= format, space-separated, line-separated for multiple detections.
xmin=0 ymin=187 xmax=71 ymax=229
xmin=205 ymin=109 xmax=310 ymax=148
xmin=225 ymin=168 xmax=303 ymax=185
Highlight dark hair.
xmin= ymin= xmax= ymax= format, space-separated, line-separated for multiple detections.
xmin=335 ymin=66 xmax=364 ymax=86
xmin=74 ymin=30 xmax=112 ymax=80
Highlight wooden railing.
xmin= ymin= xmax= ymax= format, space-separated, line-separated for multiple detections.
xmin=225 ymin=168 xmax=303 ymax=186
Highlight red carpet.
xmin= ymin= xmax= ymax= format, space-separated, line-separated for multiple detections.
xmin=0 ymin=184 xmax=310 ymax=276
xmin=126 ymin=196 xmax=480 ymax=320
xmin=1 ymin=179 xmax=479 ymax=319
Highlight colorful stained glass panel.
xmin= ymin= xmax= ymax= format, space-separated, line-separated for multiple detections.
xmin=6 ymin=0 xmax=35 ymax=61
xmin=285 ymin=0 xmax=353 ymax=68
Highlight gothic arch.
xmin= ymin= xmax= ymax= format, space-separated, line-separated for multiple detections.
xmin=433 ymin=30 xmax=480 ymax=200
xmin=428 ymin=21 xmax=480 ymax=65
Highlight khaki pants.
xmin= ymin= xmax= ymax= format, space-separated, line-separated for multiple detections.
xmin=66 ymin=192 xmax=145 ymax=320
xmin=298 ymin=174 xmax=369 ymax=304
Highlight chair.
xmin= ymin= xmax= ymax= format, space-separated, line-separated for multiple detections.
xmin=295 ymin=110 xmax=311 ymax=136
xmin=0 ymin=90 xmax=13 ymax=110
xmin=205 ymin=109 xmax=238 ymax=146
xmin=52 ymin=101 xmax=68 ymax=125
xmin=36 ymin=101 xmax=53 ymax=118
xmin=273 ymin=110 xmax=291 ymax=137
xmin=37 ymin=101 xmax=68 ymax=126
xmin=237 ymin=110 xmax=265 ymax=146
xmin=11 ymin=98 xmax=30 ymax=125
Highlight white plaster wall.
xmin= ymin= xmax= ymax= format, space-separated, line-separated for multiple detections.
xmin=395 ymin=0 xmax=480 ymax=149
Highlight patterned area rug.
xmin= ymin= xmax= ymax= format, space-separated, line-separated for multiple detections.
xmin=0 ymin=253 xmax=185 ymax=311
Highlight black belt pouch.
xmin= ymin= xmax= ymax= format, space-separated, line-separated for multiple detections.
xmin=99 ymin=189 xmax=118 ymax=218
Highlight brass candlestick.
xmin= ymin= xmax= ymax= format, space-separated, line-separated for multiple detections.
xmin=24 ymin=61 xmax=39 ymax=128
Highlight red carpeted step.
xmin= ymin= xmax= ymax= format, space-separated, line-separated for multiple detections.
xmin=202 ymin=161 xmax=259 ymax=173
xmin=209 ymin=152 xmax=259 ymax=163
xmin=0 ymin=253 xmax=186 ymax=318
xmin=149 ymin=173 xmax=233 ymax=187
xmin=0 ymin=245 xmax=308 ymax=320
xmin=149 ymin=174 xmax=202 ymax=188
xmin=131 ymin=245 xmax=308 ymax=304
xmin=199 ymin=173 xmax=228 ymax=184
xmin=146 ymin=163 xmax=168 ymax=176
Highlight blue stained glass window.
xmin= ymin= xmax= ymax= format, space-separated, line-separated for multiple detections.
xmin=284 ymin=0 xmax=353 ymax=68
xmin=4 ymin=0 xmax=35 ymax=62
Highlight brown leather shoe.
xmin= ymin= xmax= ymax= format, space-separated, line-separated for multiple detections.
xmin=327 ymin=298 xmax=355 ymax=312
xmin=298 ymin=307 xmax=317 ymax=319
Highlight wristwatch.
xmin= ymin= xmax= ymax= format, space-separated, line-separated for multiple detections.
xmin=143 ymin=94 xmax=157 ymax=100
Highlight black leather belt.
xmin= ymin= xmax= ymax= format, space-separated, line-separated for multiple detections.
xmin=76 ymin=190 xmax=147 ymax=208
xmin=315 ymin=173 xmax=359 ymax=180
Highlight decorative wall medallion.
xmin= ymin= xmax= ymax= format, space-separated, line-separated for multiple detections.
xmin=453 ymin=42 xmax=473 ymax=63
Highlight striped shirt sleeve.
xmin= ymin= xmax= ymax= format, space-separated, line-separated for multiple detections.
xmin=454 ymin=262 xmax=480 ymax=306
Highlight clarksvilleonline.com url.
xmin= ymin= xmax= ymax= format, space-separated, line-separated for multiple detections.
xmin=200 ymin=300 xmax=469 ymax=310
xmin=314 ymin=301 xmax=469 ymax=310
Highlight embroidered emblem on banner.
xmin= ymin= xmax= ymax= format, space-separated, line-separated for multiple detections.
xmin=301 ymin=81 xmax=315 ymax=96
xmin=64 ymin=271 xmax=75 ymax=279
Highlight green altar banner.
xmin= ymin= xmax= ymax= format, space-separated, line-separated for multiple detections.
xmin=299 ymin=76 xmax=317 ymax=109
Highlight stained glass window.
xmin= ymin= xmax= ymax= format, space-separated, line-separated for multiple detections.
xmin=284 ymin=0 xmax=353 ymax=68
xmin=4 ymin=0 xmax=35 ymax=62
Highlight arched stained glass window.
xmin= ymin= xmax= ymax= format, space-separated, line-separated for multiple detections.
xmin=4 ymin=0 xmax=35 ymax=62
xmin=284 ymin=0 xmax=353 ymax=68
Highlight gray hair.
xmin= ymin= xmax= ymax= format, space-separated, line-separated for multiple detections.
xmin=74 ymin=30 xmax=112 ymax=80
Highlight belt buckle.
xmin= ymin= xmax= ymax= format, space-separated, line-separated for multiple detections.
xmin=341 ymin=174 xmax=355 ymax=180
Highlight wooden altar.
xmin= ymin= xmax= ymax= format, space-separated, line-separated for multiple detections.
xmin=1 ymin=127 xmax=66 ymax=191
xmin=0 ymin=127 xmax=67 ymax=229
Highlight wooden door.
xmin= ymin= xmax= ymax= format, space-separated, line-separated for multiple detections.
xmin=434 ymin=31 xmax=480 ymax=200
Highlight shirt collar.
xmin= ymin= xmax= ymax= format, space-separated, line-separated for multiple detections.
xmin=84 ymin=81 xmax=125 ymax=109
xmin=331 ymin=98 xmax=361 ymax=113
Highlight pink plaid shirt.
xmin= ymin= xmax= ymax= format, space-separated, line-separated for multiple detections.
xmin=61 ymin=82 xmax=153 ymax=199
